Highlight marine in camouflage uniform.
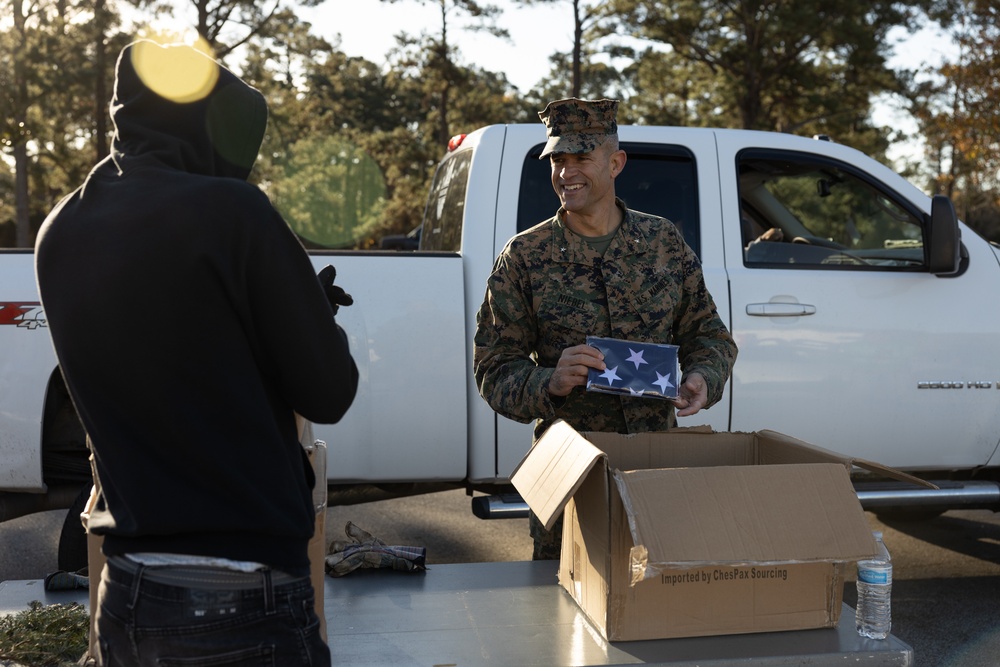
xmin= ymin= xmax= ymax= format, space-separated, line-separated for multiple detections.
xmin=473 ymin=98 xmax=737 ymax=559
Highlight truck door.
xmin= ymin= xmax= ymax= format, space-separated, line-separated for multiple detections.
xmin=717 ymin=138 xmax=1000 ymax=470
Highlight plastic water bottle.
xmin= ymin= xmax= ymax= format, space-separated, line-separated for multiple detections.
xmin=856 ymin=531 xmax=892 ymax=639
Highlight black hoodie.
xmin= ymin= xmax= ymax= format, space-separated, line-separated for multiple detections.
xmin=35 ymin=41 xmax=358 ymax=572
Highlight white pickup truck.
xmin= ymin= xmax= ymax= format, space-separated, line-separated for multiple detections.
xmin=3 ymin=124 xmax=999 ymax=568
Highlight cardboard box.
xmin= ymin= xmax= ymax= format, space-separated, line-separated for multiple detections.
xmin=512 ymin=421 xmax=929 ymax=641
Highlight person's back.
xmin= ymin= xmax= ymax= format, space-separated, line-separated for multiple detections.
xmin=36 ymin=40 xmax=356 ymax=666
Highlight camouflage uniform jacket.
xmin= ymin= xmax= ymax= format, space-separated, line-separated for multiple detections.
xmin=474 ymin=200 xmax=737 ymax=439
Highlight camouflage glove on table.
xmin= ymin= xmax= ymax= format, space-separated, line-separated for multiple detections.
xmin=43 ymin=568 xmax=90 ymax=591
xmin=325 ymin=521 xmax=427 ymax=577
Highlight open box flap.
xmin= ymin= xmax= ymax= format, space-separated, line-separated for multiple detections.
xmin=615 ymin=462 xmax=879 ymax=583
xmin=511 ymin=420 xmax=606 ymax=531
xmin=756 ymin=429 xmax=938 ymax=489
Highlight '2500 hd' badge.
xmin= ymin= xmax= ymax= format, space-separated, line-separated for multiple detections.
xmin=0 ymin=302 xmax=47 ymax=329
xmin=917 ymin=381 xmax=999 ymax=389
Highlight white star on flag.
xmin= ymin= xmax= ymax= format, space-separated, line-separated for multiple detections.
xmin=653 ymin=371 xmax=675 ymax=394
xmin=599 ymin=366 xmax=621 ymax=385
xmin=626 ymin=348 xmax=648 ymax=369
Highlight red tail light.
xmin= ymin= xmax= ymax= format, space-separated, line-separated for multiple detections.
xmin=447 ymin=134 xmax=467 ymax=152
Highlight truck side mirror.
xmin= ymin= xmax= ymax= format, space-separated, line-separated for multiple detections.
xmin=927 ymin=195 xmax=960 ymax=276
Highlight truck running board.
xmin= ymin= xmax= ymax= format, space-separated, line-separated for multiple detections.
xmin=854 ymin=480 xmax=1000 ymax=513
xmin=471 ymin=493 xmax=530 ymax=520
xmin=472 ymin=480 xmax=1000 ymax=520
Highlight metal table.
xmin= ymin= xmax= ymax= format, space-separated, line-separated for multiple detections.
xmin=325 ymin=560 xmax=914 ymax=666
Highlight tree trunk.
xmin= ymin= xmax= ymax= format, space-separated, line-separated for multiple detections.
xmin=94 ymin=0 xmax=108 ymax=160
xmin=571 ymin=0 xmax=582 ymax=98
xmin=13 ymin=0 xmax=32 ymax=248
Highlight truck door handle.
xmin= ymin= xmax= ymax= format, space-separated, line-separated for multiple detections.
xmin=746 ymin=303 xmax=817 ymax=317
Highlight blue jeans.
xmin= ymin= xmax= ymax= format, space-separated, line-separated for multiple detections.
xmin=94 ymin=556 xmax=330 ymax=667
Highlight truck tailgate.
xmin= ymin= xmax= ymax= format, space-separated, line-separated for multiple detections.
xmin=308 ymin=252 xmax=468 ymax=483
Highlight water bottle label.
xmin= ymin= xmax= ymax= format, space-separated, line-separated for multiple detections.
xmin=858 ymin=569 xmax=890 ymax=584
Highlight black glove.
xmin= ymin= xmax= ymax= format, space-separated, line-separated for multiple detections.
xmin=317 ymin=265 xmax=354 ymax=316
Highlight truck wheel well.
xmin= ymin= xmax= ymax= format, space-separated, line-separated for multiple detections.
xmin=41 ymin=369 xmax=91 ymax=488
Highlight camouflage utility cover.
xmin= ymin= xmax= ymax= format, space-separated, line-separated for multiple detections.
xmin=474 ymin=201 xmax=737 ymax=439
xmin=538 ymin=98 xmax=619 ymax=159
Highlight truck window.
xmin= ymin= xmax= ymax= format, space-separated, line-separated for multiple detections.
xmin=517 ymin=143 xmax=701 ymax=258
xmin=739 ymin=150 xmax=925 ymax=270
xmin=420 ymin=149 xmax=472 ymax=252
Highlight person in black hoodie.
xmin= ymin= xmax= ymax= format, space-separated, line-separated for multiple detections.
xmin=35 ymin=40 xmax=357 ymax=666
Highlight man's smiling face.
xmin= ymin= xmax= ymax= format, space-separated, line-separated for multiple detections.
xmin=549 ymin=140 xmax=622 ymax=217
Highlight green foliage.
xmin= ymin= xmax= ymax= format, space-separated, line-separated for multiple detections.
xmin=0 ymin=162 xmax=14 ymax=247
xmin=607 ymin=0 xmax=928 ymax=157
xmin=616 ymin=49 xmax=707 ymax=126
xmin=906 ymin=0 xmax=1000 ymax=242
xmin=0 ymin=601 xmax=89 ymax=667
xmin=0 ymin=0 xmax=131 ymax=247
xmin=268 ymin=134 xmax=388 ymax=249
xmin=351 ymin=125 xmax=440 ymax=245
xmin=3 ymin=0 xmax=996 ymax=248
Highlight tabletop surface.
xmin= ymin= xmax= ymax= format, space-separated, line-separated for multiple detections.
xmin=323 ymin=559 xmax=914 ymax=667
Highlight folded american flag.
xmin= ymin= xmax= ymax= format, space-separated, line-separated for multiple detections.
xmin=585 ymin=336 xmax=679 ymax=400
